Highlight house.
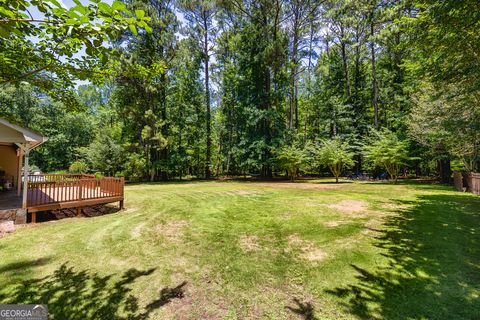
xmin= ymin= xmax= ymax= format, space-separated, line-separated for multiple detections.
xmin=0 ymin=118 xmax=48 ymax=205
xmin=0 ymin=118 xmax=124 ymax=224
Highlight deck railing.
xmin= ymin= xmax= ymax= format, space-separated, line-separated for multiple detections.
xmin=27 ymin=175 xmax=124 ymax=207
xmin=28 ymin=173 xmax=95 ymax=182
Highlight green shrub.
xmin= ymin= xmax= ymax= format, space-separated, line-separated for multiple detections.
xmin=122 ymin=153 xmax=146 ymax=181
xmin=275 ymin=145 xmax=309 ymax=181
xmin=363 ymin=130 xmax=413 ymax=183
xmin=313 ymin=139 xmax=355 ymax=183
xmin=69 ymin=160 xmax=88 ymax=174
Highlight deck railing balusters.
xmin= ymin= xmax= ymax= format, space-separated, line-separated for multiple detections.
xmin=27 ymin=175 xmax=124 ymax=209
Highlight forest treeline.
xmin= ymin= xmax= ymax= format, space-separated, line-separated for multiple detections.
xmin=1 ymin=0 xmax=479 ymax=181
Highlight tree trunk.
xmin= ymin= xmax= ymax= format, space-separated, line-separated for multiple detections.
xmin=261 ymin=6 xmax=275 ymax=179
xmin=262 ymin=67 xmax=273 ymax=178
xmin=438 ymin=159 xmax=452 ymax=184
xmin=292 ymin=27 xmax=299 ymax=130
xmin=353 ymin=22 xmax=362 ymax=131
xmin=305 ymin=18 xmax=314 ymax=141
xmin=288 ymin=1 xmax=307 ymax=131
xmin=355 ymin=154 xmax=362 ymax=175
xmin=289 ymin=52 xmax=296 ymax=130
xmin=340 ymin=25 xmax=352 ymax=100
xmin=332 ymin=107 xmax=337 ymax=137
xmin=370 ymin=18 xmax=379 ymax=129
xmin=159 ymin=73 xmax=168 ymax=180
xmin=204 ymin=14 xmax=212 ymax=179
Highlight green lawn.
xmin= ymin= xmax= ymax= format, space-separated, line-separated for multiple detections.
xmin=0 ymin=180 xmax=479 ymax=319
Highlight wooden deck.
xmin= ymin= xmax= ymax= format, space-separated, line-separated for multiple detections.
xmin=1 ymin=174 xmax=124 ymax=223
xmin=0 ymin=191 xmax=22 ymax=211
xmin=27 ymin=175 xmax=124 ymax=213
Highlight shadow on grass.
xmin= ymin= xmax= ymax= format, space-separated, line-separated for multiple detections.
xmin=286 ymin=298 xmax=317 ymax=320
xmin=326 ymin=193 xmax=480 ymax=319
xmin=29 ymin=205 xmax=122 ymax=223
xmin=0 ymin=257 xmax=52 ymax=274
xmin=0 ymin=263 xmax=186 ymax=320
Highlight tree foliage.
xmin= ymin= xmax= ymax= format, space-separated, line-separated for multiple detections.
xmin=69 ymin=160 xmax=88 ymax=174
xmin=364 ymin=130 xmax=411 ymax=182
xmin=314 ymin=139 xmax=355 ymax=183
xmin=79 ymin=130 xmax=124 ymax=177
xmin=275 ymin=145 xmax=309 ymax=181
xmin=0 ymin=0 xmax=151 ymax=105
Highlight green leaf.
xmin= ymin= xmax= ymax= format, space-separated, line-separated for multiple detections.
xmin=0 ymin=26 xmax=10 ymax=38
xmin=73 ymin=5 xmax=87 ymax=15
xmin=0 ymin=7 xmax=15 ymax=18
xmin=49 ymin=0 xmax=63 ymax=8
xmin=85 ymin=46 xmax=94 ymax=56
xmin=98 ymin=2 xmax=111 ymax=14
xmin=128 ymin=24 xmax=138 ymax=35
xmin=135 ymin=9 xmax=145 ymax=19
xmin=112 ymin=1 xmax=126 ymax=11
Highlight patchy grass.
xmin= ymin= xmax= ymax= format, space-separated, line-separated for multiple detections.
xmin=0 ymin=179 xmax=479 ymax=319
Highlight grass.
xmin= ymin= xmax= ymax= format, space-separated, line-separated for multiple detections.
xmin=0 ymin=179 xmax=479 ymax=319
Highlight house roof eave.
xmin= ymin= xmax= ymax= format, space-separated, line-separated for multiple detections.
xmin=0 ymin=118 xmax=48 ymax=150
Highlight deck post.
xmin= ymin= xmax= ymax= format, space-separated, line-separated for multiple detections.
xmin=76 ymin=207 xmax=82 ymax=217
xmin=119 ymin=200 xmax=124 ymax=209
xmin=78 ymin=180 xmax=83 ymax=201
xmin=17 ymin=148 xmax=22 ymax=196
xmin=31 ymin=212 xmax=36 ymax=223
xmin=119 ymin=177 xmax=124 ymax=210
xmin=21 ymin=145 xmax=30 ymax=210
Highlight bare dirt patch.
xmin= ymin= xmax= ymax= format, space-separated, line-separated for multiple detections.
xmin=122 ymin=207 xmax=139 ymax=214
xmin=322 ymin=220 xmax=349 ymax=228
xmin=155 ymin=220 xmax=190 ymax=243
xmin=378 ymin=202 xmax=413 ymax=212
xmin=229 ymin=190 xmax=259 ymax=196
xmin=239 ymin=235 xmax=261 ymax=252
xmin=109 ymin=257 xmax=129 ymax=267
xmin=328 ymin=200 xmax=367 ymax=213
xmin=300 ymin=248 xmax=327 ymax=262
xmin=361 ymin=219 xmax=385 ymax=237
xmin=131 ymin=222 xmax=146 ymax=238
xmin=334 ymin=236 xmax=360 ymax=248
xmin=162 ymin=270 xmax=232 ymax=320
xmin=286 ymin=234 xmax=327 ymax=262
xmin=286 ymin=234 xmax=305 ymax=247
